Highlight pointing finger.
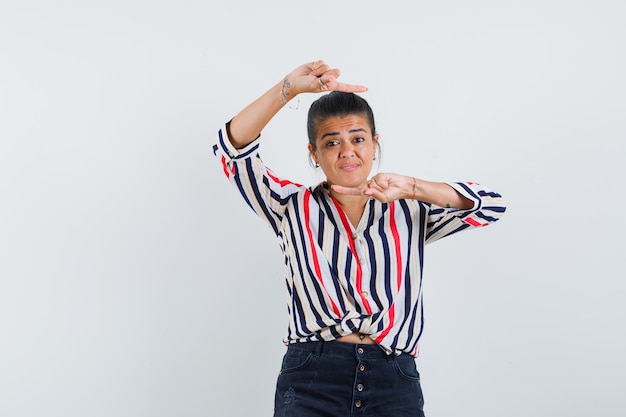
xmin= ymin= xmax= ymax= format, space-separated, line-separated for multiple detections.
xmin=330 ymin=184 xmax=364 ymax=196
xmin=328 ymin=81 xmax=368 ymax=93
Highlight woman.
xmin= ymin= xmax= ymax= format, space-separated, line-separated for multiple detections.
xmin=212 ymin=60 xmax=506 ymax=416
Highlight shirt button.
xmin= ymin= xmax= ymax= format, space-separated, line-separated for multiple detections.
xmin=361 ymin=291 xmax=369 ymax=298
xmin=358 ymin=258 xmax=365 ymax=265
xmin=352 ymin=233 xmax=358 ymax=240
xmin=358 ymin=347 xmax=364 ymax=354
xmin=357 ymin=384 xmax=364 ymax=392
xmin=355 ymin=400 xmax=362 ymax=408
xmin=359 ymin=364 xmax=365 ymax=372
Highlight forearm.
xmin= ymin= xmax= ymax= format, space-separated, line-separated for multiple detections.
xmin=227 ymin=78 xmax=292 ymax=149
xmin=410 ymin=178 xmax=474 ymax=210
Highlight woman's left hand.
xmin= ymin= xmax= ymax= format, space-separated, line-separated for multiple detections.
xmin=331 ymin=173 xmax=413 ymax=203
xmin=332 ymin=174 xmax=475 ymax=209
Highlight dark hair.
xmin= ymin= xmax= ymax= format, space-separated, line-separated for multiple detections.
xmin=307 ymin=91 xmax=376 ymax=149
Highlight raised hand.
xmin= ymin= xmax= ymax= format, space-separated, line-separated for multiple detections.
xmin=331 ymin=173 xmax=414 ymax=203
xmin=284 ymin=60 xmax=368 ymax=98
xmin=228 ymin=60 xmax=367 ymax=149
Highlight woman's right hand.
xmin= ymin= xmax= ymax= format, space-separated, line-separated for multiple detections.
xmin=283 ymin=60 xmax=368 ymax=99
xmin=227 ymin=60 xmax=367 ymax=149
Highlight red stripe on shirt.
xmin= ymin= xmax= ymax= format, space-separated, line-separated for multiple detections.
xmin=221 ymin=155 xmax=230 ymax=179
xmin=465 ymin=217 xmax=481 ymax=227
xmin=331 ymin=196 xmax=373 ymax=315
xmin=377 ymin=202 xmax=403 ymax=343
xmin=390 ymin=202 xmax=403 ymax=290
xmin=267 ymin=170 xmax=302 ymax=188
xmin=304 ymin=190 xmax=341 ymax=318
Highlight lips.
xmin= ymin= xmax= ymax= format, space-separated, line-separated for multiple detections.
xmin=339 ymin=162 xmax=360 ymax=172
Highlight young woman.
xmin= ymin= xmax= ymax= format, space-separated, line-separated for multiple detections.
xmin=212 ymin=60 xmax=506 ymax=416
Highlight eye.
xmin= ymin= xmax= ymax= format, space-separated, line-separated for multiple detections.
xmin=325 ymin=140 xmax=340 ymax=148
xmin=353 ymin=137 xmax=365 ymax=143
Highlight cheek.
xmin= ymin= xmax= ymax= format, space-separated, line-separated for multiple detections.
xmin=319 ymin=148 xmax=338 ymax=162
xmin=360 ymin=144 xmax=376 ymax=159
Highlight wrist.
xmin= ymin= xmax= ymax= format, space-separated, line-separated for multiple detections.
xmin=279 ymin=76 xmax=300 ymax=109
xmin=279 ymin=76 xmax=292 ymax=103
xmin=278 ymin=75 xmax=300 ymax=110
xmin=407 ymin=177 xmax=419 ymax=200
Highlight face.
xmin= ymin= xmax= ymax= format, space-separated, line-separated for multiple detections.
xmin=308 ymin=115 xmax=378 ymax=189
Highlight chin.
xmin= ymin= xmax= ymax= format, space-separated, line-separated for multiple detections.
xmin=332 ymin=177 xmax=367 ymax=188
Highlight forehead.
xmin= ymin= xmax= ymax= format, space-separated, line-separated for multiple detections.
xmin=315 ymin=115 xmax=371 ymax=138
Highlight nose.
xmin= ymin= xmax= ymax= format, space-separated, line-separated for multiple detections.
xmin=339 ymin=141 xmax=356 ymax=158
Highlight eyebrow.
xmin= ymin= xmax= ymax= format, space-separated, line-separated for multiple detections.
xmin=320 ymin=128 xmax=368 ymax=141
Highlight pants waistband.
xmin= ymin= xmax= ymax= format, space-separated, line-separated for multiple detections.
xmin=286 ymin=340 xmax=398 ymax=360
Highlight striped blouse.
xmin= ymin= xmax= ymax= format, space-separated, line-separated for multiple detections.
xmin=213 ymin=125 xmax=506 ymax=356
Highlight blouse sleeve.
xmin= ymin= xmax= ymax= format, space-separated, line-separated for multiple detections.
xmin=424 ymin=181 xmax=506 ymax=244
xmin=212 ymin=123 xmax=304 ymax=236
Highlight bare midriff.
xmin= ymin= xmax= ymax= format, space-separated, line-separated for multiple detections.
xmin=336 ymin=332 xmax=376 ymax=345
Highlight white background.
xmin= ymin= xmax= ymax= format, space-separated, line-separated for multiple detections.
xmin=1 ymin=1 xmax=625 ymax=416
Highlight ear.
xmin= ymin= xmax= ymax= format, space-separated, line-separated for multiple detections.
xmin=373 ymin=134 xmax=380 ymax=160
xmin=307 ymin=143 xmax=318 ymax=164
